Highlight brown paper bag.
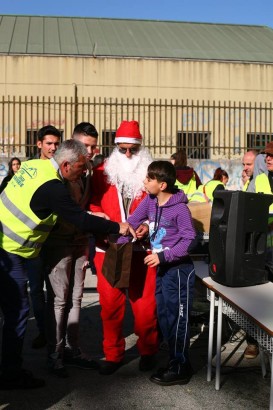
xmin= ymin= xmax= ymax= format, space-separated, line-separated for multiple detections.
xmin=102 ymin=241 xmax=133 ymax=288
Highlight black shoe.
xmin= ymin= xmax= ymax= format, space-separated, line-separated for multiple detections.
xmin=139 ymin=354 xmax=157 ymax=371
xmin=150 ymin=363 xmax=193 ymax=386
xmin=48 ymin=352 xmax=69 ymax=378
xmin=0 ymin=369 xmax=45 ymax=390
xmin=64 ymin=348 xmax=99 ymax=370
xmin=99 ymin=361 xmax=122 ymax=375
xmin=50 ymin=366 xmax=69 ymax=378
xmin=32 ymin=333 xmax=47 ymax=349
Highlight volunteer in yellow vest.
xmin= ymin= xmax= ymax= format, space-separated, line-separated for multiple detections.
xmin=189 ymin=167 xmax=229 ymax=203
xmin=170 ymin=149 xmax=202 ymax=198
xmin=240 ymin=149 xmax=259 ymax=360
xmin=0 ymin=139 xmax=135 ymax=390
xmin=255 ymin=142 xmax=273 ymax=213
xmin=255 ymin=142 xmax=273 ymax=281
xmin=242 ymin=150 xmax=257 ymax=192
xmin=27 ymin=125 xmax=62 ymax=351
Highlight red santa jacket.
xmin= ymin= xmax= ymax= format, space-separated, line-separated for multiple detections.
xmin=90 ymin=163 xmax=146 ymax=222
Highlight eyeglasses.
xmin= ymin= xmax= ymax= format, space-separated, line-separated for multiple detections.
xmin=118 ymin=147 xmax=139 ymax=155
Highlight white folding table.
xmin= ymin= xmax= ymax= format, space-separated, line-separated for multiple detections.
xmin=194 ymin=260 xmax=273 ymax=409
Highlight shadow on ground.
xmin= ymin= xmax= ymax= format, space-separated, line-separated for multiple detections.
xmin=0 ymin=282 xmax=271 ymax=409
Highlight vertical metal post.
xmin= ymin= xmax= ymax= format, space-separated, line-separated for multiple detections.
xmin=215 ymin=296 xmax=223 ymax=390
xmin=207 ymin=290 xmax=215 ymax=382
xmin=74 ymin=84 xmax=78 ymax=127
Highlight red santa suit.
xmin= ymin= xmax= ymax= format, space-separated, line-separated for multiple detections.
xmin=90 ymin=149 xmax=158 ymax=363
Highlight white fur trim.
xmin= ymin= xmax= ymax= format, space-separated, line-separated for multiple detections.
xmin=114 ymin=137 xmax=142 ymax=144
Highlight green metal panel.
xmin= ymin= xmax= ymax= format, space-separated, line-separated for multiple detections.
xmin=9 ymin=16 xmax=29 ymax=54
xmin=59 ymin=18 xmax=78 ymax=55
xmin=28 ymin=17 xmax=44 ymax=54
xmin=0 ymin=15 xmax=273 ymax=63
xmin=44 ymin=17 xmax=61 ymax=54
xmin=0 ymin=15 xmax=16 ymax=53
xmin=72 ymin=18 xmax=94 ymax=55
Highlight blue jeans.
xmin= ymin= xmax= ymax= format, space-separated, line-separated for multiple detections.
xmin=26 ymin=256 xmax=46 ymax=334
xmin=156 ymin=259 xmax=195 ymax=365
xmin=0 ymin=248 xmax=30 ymax=378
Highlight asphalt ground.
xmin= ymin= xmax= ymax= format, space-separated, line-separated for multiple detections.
xmin=0 ymin=270 xmax=271 ymax=410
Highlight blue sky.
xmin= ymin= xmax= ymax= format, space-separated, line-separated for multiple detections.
xmin=1 ymin=0 xmax=273 ymax=27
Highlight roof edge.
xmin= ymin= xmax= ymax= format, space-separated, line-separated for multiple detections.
xmin=0 ymin=14 xmax=271 ymax=29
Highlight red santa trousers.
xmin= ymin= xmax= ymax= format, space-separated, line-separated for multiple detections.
xmin=96 ymin=249 xmax=159 ymax=363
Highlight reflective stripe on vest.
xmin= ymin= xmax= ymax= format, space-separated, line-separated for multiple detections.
xmin=0 ymin=190 xmax=52 ymax=232
xmin=0 ymin=221 xmax=43 ymax=249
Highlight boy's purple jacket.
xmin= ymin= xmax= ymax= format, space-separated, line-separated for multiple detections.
xmin=122 ymin=189 xmax=196 ymax=265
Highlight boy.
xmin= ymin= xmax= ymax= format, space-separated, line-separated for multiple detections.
xmin=125 ymin=160 xmax=196 ymax=386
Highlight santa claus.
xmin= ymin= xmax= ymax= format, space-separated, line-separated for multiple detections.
xmin=90 ymin=120 xmax=159 ymax=375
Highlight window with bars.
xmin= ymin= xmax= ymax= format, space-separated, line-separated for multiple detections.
xmin=101 ymin=130 xmax=116 ymax=157
xmin=176 ymin=132 xmax=210 ymax=159
xmin=247 ymin=133 xmax=273 ymax=151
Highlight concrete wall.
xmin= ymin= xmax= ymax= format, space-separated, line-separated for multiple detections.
xmin=1 ymin=55 xmax=273 ymax=103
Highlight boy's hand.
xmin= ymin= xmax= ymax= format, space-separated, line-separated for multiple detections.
xmin=135 ymin=223 xmax=149 ymax=239
xmin=144 ymin=253 xmax=160 ymax=267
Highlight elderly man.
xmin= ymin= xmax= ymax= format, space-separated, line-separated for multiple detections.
xmin=90 ymin=120 xmax=159 ymax=375
xmin=0 ymin=139 xmax=134 ymax=390
xmin=241 ymin=150 xmax=258 ymax=191
xmin=42 ymin=123 xmax=103 ymax=377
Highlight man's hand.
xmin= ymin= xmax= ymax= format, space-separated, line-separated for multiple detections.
xmin=119 ymin=222 xmax=137 ymax=239
xmin=144 ymin=253 xmax=160 ymax=267
xmin=135 ymin=223 xmax=149 ymax=240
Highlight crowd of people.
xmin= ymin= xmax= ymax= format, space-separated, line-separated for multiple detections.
xmin=0 ymin=119 xmax=271 ymax=391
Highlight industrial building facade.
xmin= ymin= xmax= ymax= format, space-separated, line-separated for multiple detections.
xmin=0 ymin=15 xmax=273 ymax=161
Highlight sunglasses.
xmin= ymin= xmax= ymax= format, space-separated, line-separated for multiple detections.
xmin=118 ymin=147 xmax=139 ymax=154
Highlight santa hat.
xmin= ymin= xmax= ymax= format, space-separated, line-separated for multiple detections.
xmin=114 ymin=120 xmax=142 ymax=144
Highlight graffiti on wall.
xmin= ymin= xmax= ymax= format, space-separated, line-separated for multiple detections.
xmin=187 ymin=159 xmax=243 ymax=191
xmin=0 ymin=161 xmax=8 ymax=183
xmin=0 ymin=159 xmax=244 ymax=189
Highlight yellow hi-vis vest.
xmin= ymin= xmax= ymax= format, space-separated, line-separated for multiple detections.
xmin=175 ymin=175 xmax=197 ymax=197
xmin=242 ymin=180 xmax=250 ymax=192
xmin=255 ymin=173 xmax=273 ymax=213
xmin=0 ymin=159 xmax=61 ymax=258
xmin=189 ymin=180 xmax=224 ymax=203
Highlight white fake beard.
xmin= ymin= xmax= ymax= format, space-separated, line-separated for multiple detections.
xmin=105 ymin=147 xmax=153 ymax=199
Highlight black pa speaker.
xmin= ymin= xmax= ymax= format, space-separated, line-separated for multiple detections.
xmin=209 ymin=190 xmax=273 ymax=287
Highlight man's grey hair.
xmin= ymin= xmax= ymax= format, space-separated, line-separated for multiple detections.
xmin=54 ymin=139 xmax=87 ymax=165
